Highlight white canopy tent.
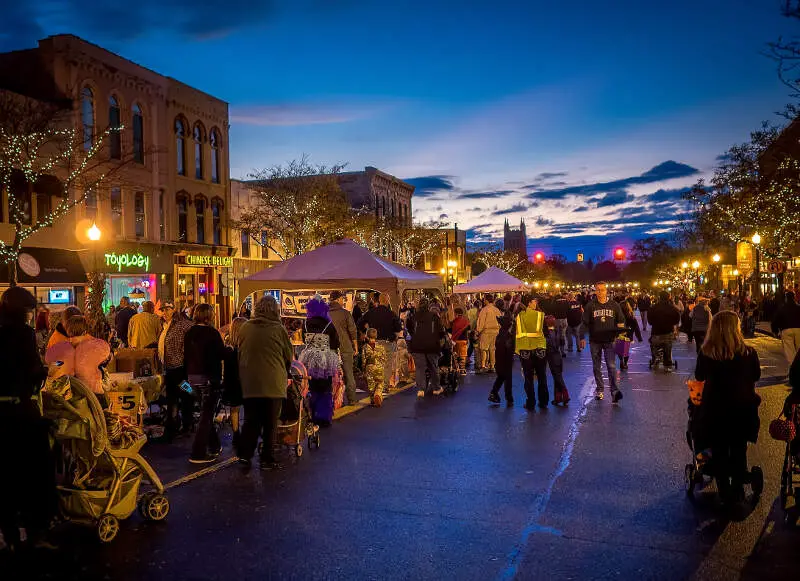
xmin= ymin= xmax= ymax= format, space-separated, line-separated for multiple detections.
xmin=237 ymin=239 xmax=444 ymax=309
xmin=453 ymin=266 xmax=527 ymax=294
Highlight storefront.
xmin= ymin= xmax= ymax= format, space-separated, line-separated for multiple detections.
xmin=0 ymin=247 xmax=88 ymax=310
xmin=174 ymin=251 xmax=234 ymax=324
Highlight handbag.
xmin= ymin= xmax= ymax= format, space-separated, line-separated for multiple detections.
xmin=769 ymin=412 xmax=797 ymax=442
xmin=613 ymin=336 xmax=631 ymax=358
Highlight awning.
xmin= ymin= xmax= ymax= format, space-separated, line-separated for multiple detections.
xmin=0 ymin=247 xmax=87 ymax=285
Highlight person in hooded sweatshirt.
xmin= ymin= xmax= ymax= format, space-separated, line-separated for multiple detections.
xmin=488 ymin=300 xmax=515 ymax=405
xmin=544 ymin=315 xmax=570 ymax=405
xmin=47 ymin=305 xmax=82 ymax=349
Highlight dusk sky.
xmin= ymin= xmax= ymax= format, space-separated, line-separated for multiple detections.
xmin=3 ymin=1 xmax=795 ymax=261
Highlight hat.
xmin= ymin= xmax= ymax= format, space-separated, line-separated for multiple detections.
xmin=329 ymin=290 xmax=343 ymax=301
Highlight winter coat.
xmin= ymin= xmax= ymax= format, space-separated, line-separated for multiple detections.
xmin=407 ymin=308 xmax=444 ymax=354
xmin=695 ymin=347 xmax=761 ymax=443
xmin=771 ymin=298 xmax=800 ymax=335
xmin=238 ymin=312 xmax=293 ymax=399
xmin=581 ymin=299 xmax=625 ymax=344
xmin=184 ymin=324 xmax=227 ymax=383
xmin=357 ymin=306 xmax=402 ymax=341
xmin=648 ymin=300 xmax=681 ymax=336
xmin=328 ymin=302 xmax=358 ymax=354
xmin=127 ymin=311 xmax=163 ymax=349
xmin=477 ymin=304 xmax=502 ymax=334
xmin=450 ymin=315 xmax=470 ymax=341
xmin=690 ymin=304 xmax=712 ymax=333
xmin=46 ymin=334 xmax=111 ymax=394
xmin=114 ymin=306 xmax=137 ymax=345
xmin=494 ymin=313 xmax=515 ymax=372
xmin=0 ymin=308 xmax=47 ymax=400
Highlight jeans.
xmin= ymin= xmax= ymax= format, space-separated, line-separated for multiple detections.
xmin=377 ymin=340 xmax=395 ymax=390
xmin=691 ymin=331 xmax=707 ymax=354
xmin=650 ymin=333 xmax=675 ymax=366
xmin=165 ymin=366 xmax=194 ymax=435
xmin=190 ymin=382 xmax=222 ymax=460
xmin=520 ymin=352 xmax=548 ymax=406
xmin=590 ymin=341 xmax=618 ymax=393
xmin=239 ymin=397 xmax=282 ymax=462
xmin=412 ymin=352 xmax=440 ymax=392
xmin=640 ymin=310 xmax=649 ymax=331
xmin=712 ymin=438 xmax=749 ymax=500
xmin=566 ymin=325 xmax=581 ymax=351
xmin=556 ymin=319 xmax=568 ymax=352
xmin=491 ymin=369 xmax=514 ymax=401
xmin=340 ymin=351 xmax=357 ymax=404
xmin=547 ymin=350 xmax=568 ymax=399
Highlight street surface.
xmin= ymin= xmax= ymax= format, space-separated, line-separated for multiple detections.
xmin=3 ymin=324 xmax=799 ymax=581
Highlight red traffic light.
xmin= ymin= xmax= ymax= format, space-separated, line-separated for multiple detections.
xmin=533 ymin=252 xmax=544 ymax=263
xmin=614 ymin=248 xmax=626 ymax=260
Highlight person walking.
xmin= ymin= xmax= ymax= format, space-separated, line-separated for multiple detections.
xmin=328 ymin=290 xmax=359 ymax=406
xmin=618 ymin=301 xmax=643 ymax=370
xmin=407 ymin=297 xmax=444 ymax=398
xmin=476 ymin=296 xmax=502 ymax=373
xmin=222 ymin=317 xmax=247 ymax=449
xmin=708 ymin=292 xmax=721 ymax=316
xmin=553 ymin=293 xmax=570 ymax=356
xmin=772 ymin=291 xmax=800 ymax=366
xmin=580 ymin=282 xmax=626 ymax=402
xmin=357 ymin=294 xmax=402 ymax=395
xmin=566 ymin=293 xmax=583 ymax=353
xmin=488 ymin=307 xmax=515 ymax=405
xmin=544 ymin=315 xmax=570 ymax=405
xmin=515 ymin=294 xmax=548 ymax=410
xmin=237 ymin=296 xmax=293 ymax=468
xmin=158 ymin=302 xmax=195 ymax=440
xmin=694 ymin=311 xmax=762 ymax=504
xmin=128 ymin=300 xmax=163 ymax=349
xmin=648 ymin=291 xmax=682 ymax=370
xmin=300 ymin=295 xmax=341 ymax=427
xmin=362 ymin=328 xmax=388 ymax=407
xmin=114 ymin=296 xmax=137 ymax=347
xmin=184 ymin=304 xmax=227 ymax=464
xmin=690 ymin=297 xmax=712 ymax=354
xmin=0 ymin=287 xmax=54 ymax=551
xmin=637 ymin=293 xmax=652 ymax=332
xmin=450 ymin=306 xmax=471 ymax=373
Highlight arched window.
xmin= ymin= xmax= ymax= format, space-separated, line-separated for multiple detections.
xmin=193 ymin=124 xmax=204 ymax=180
xmin=211 ymin=197 xmax=223 ymax=245
xmin=81 ymin=86 xmax=94 ymax=151
xmin=210 ymin=128 xmax=221 ymax=184
xmin=108 ymin=95 xmax=121 ymax=159
xmin=132 ymin=103 xmax=144 ymax=164
xmin=195 ymin=196 xmax=206 ymax=244
xmin=391 ymin=198 xmax=396 ymax=219
xmin=177 ymin=193 xmax=188 ymax=242
xmin=175 ymin=118 xmax=186 ymax=175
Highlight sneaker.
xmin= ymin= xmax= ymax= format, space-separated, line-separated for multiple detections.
xmin=237 ymin=457 xmax=252 ymax=467
xmin=595 ymin=391 xmax=604 ymax=401
xmin=612 ymin=390 xmax=623 ymax=403
xmin=488 ymin=393 xmax=501 ymax=404
xmin=432 ymin=388 xmax=444 ymax=396
xmin=417 ymin=390 xmax=425 ymax=398
xmin=373 ymin=392 xmax=384 ymax=407
xmin=189 ymin=455 xmax=218 ymax=464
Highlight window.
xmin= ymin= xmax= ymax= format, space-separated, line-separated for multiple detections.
xmin=210 ymin=128 xmax=220 ymax=183
xmin=111 ymin=187 xmax=122 ymax=237
xmin=109 ymin=96 xmax=121 ymax=159
xmin=193 ymin=124 xmax=204 ymax=179
xmin=132 ymin=103 xmax=144 ymax=164
xmin=134 ymin=191 xmax=145 ymax=237
xmin=240 ymin=230 xmax=250 ymax=258
xmin=158 ymin=189 xmax=165 ymax=241
xmin=36 ymin=193 xmax=51 ymax=224
xmin=81 ymin=86 xmax=94 ymax=151
xmin=85 ymin=190 xmax=98 ymax=221
xmin=261 ymin=230 xmax=268 ymax=259
xmin=177 ymin=194 xmax=188 ymax=242
xmin=391 ymin=198 xmax=396 ymax=218
xmin=175 ymin=118 xmax=186 ymax=175
xmin=195 ymin=197 xmax=205 ymax=244
xmin=211 ymin=198 xmax=222 ymax=245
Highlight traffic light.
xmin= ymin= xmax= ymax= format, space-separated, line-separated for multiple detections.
xmin=614 ymin=247 xmax=626 ymax=260
xmin=533 ymin=252 xmax=544 ymax=264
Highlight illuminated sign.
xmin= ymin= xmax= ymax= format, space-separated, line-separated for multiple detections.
xmin=185 ymin=254 xmax=233 ymax=267
xmin=105 ymin=252 xmax=150 ymax=272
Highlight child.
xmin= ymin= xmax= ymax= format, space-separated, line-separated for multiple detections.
xmin=488 ymin=310 xmax=515 ymax=405
xmin=362 ymin=328 xmax=387 ymax=407
xmin=544 ymin=315 xmax=570 ymax=406
xmin=619 ymin=302 xmax=643 ymax=370
xmin=392 ymin=338 xmax=412 ymax=388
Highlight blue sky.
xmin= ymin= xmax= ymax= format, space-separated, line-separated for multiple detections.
xmin=2 ymin=0 xmax=795 ymax=260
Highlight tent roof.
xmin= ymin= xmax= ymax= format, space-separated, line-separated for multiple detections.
xmin=453 ymin=266 xmax=527 ymax=293
xmin=238 ymin=239 xmax=443 ymax=300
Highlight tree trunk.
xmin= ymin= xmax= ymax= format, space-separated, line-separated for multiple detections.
xmin=7 ymin=259 xmax=17 ymax=287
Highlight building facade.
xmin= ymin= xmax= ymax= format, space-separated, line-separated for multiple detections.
xmin=0 ymin=35 xmax=233 ymax=321
xmin=504 ymin=218 xmax=528 ymax=257
xmin=337 ymin=166 xmax=414 ymax=226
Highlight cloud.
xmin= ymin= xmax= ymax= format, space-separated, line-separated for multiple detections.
xmin=439 ymin=213 xmax=448 ymax=219
xmin=491 ymin=202 xmax=529 ymax=216
xmin=0 ymin=1 xmax=44 ymax=50
xmin=536 ymin=171 xmax=568 ymax=180
xmin=230 ymin=100 xmax=390 ymax=127
xmin=574 ymin=206 xmax=589 ymax=212
xmin=525 ymin=160 xmax=699 ymax=200
xmin=646 ymin=187 xmax=693 ymax=202
xmin=456 ymin=190 xmax=515 ymax=200
xmin=535 ymin=216 xmax=554 ymax=226
xmin=590 ymin=191 xmax=635 ymax=207
xmin=404 ymin=175 xmax=456 ymax=198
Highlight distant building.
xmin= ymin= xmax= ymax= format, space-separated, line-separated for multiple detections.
xmin=336 ymin=166 xmax=414 ymax=227
xmin=504 ymin=218 xmax=527 ymax=257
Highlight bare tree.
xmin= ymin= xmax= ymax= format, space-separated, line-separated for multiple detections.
xmin=350 ymin=215 xmax=446 ymax=267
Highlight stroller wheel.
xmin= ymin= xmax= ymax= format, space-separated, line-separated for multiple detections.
xmin=139 ymin=492 xmax=170 ymax=521
xmin=673 ymin=361 xmax=678 ymax=369
xmin=750 ymin=466 xmax=764 ymax=497
xmin=684 ymin=464 xmax=697 ymax=498
xmin=97 ymin=514 xmax=120 ymax=543
xmin=295 ymin=444 xmax=304 ymax=457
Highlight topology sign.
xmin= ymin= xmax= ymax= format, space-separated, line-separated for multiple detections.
xmin=105 ymin=252 xmax=150 ymax=272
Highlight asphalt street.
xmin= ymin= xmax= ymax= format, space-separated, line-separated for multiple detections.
xmin=3 ymin=323 xmax=799 ymax=581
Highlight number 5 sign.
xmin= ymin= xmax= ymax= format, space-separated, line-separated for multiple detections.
xmin=107 ymin=384 xmax=145 ymax=426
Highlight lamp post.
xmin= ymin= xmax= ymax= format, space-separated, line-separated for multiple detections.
xmin=751 ymin=233 xmax=761 ymax=299
xmin=88 ymin=222 xmax=102 ymax=270
xmin=733 ymin=268 xmax=741 ymax=295
xmin=711 ymin=253 xmax=721 ymax=291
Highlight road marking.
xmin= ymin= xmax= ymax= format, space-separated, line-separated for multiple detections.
xmin=163 ymin=456 xmax=239 ymax=490
xmin=498 ymin=376 xmax=595 ymax=581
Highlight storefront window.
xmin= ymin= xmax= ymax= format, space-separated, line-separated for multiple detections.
xmin=195 ymin=197 xmax=205 ymax=245
xmin=36 ymin=193 xmax=51 ymax=224
xmin=134 ymin=191 xmax=146 ymax=238
xmin=105 ymin=275 xmax=156 ymax=310
xmin=177 ymin=195 xmax=188 ymax=242
xmin=111 ymin=187 xmax=122 ymax=237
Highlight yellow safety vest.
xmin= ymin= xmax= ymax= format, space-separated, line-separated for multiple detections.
xmin=515 ymin=308 xmax=546 ymax=353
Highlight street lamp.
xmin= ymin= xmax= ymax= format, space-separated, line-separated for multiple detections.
xmin=691 ymin=260 xmax=700 ymax=269
xmin=88 ymin=222 xmax=101 ymax=241
xmin=681 ymin=261 xmax=689 ymax=269
xmin=751 ymin=233 xmax=762 ymax=298
xmin=712 ymin=254 xmax=721 ymax=263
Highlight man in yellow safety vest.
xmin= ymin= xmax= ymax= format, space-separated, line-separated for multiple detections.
xmin=515 ymin=294 xmax=548 ymax=410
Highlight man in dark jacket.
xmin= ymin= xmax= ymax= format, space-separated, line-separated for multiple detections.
xmin=358 ymin=294 xmax=402 ymax=394
xmin=648 ymin=291 xmax=681 ymax=370
xmin=114 ymin=296 xmax=137 ymax=346
xmin=580 ymin=282 xmax=625 ymax=402
xmin=772 ymin=291 xmax=800 ymax=365
xmin=488 ymin=309 xmax=515 ymax=405
xmin=0 ymin=287 xmax=53 ymax=550
xmin=708 ymin=292 xmax=721 ymax=316
xmin=637 ymin=293 xmax=652 ymax=332
xmin=329 ymin=291 xmax=359 ymax=405
xmin=553 ymin=293 xmax=571 ymax=356
xmin=407 ymin=298 xmax=444 ymax=398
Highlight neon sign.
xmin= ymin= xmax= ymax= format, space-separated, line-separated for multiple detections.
xmin=105 ymin=252 xmax=150 ymax=272
xmin=185 ymin=254 xmax=232 ymax=267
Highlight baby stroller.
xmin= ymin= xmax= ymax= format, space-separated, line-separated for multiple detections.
xmin=684 ymin=388 xmax=764 ymax=502
xmin=42 ymin=377 xmax=169 ymax=543
xmin=438 ymin=340 xmax=461 ymax=395
xmin=771 ymin=404 xmax=800 ymax=526
xmin=649 ymin=339 xmax=678 ymax=370
xmin=260 ymin=361 xmax=320 ymax=458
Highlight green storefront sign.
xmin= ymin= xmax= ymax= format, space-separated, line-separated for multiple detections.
xmin=105 ymin=252 xmax=151 ymax=272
